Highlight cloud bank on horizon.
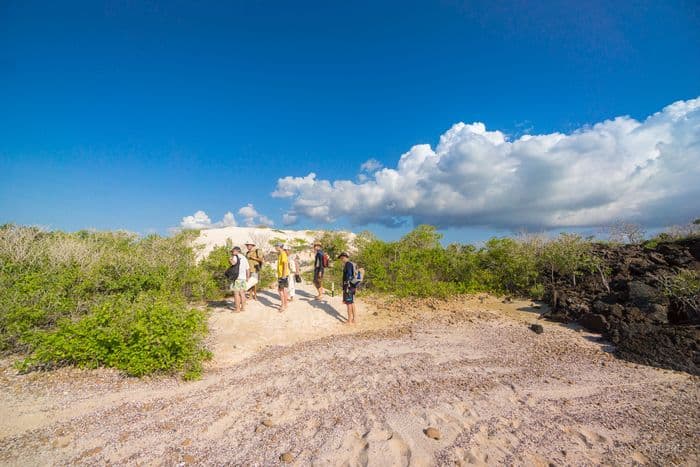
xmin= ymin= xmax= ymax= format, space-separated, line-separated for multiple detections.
xmin=180 ymin=204 xmax=274 ymax=230
xmin=273 ymin=97 xmax=700 ymax=230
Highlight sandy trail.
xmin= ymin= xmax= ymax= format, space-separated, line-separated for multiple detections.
xmin=207 ymin=285 xmax=366 ymax=368
xmin=1 ymin=285 xmax=698 ymax=466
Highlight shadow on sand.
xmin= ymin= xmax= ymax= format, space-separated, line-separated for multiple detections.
xmin=254 ymin=289 xmax=281 ymax=309
xmin=207 ymin=300 xmax=232 ymax=309
xmin=295 ymin=289 xmax=347 ymax=323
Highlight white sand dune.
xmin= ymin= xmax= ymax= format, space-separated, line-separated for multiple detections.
xmin=191 ymin=226 xmax=356 ymax=263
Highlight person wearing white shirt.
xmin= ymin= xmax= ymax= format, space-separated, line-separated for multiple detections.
xmin=230 ymin=246 xmax=250 ymax=313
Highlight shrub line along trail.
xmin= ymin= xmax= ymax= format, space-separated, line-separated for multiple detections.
xmin=1 ymin=284 xmax=698 ymax=465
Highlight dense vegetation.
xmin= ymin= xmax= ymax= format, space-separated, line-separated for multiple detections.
xmin=352 ymin=223 xmax=699 ymax=299
xmin=2 ymin=219 xmax=696 ymax=379
xmin=352 ymin=225 xmax=556 ymax=297
xmin=0 ymin=226 xmax=217 ymax=379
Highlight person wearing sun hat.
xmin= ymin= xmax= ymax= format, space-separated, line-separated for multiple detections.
xmin=244 ymin=241 xmax=264 ymax=301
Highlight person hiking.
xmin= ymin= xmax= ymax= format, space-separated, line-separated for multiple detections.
xmin=338 ymin=252 xmax=357 ymax=324
xmin=284 ymin=245 xmax=296 ymax=302
xmin=293 ymin=254 xmax=301 ymax=284
xmin=313 ymin=242 xmax=325 ymax=300
xmin=275 ymin=243 xmax=290 ymax=312
xmin=230 ymin=246 xmax=250 ymax=313
xmin=245 ymin=241 xmax=264 ymax=301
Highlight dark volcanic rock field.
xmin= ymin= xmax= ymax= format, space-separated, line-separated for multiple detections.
xmin=544 ymin=238 xmax=700 ymax=375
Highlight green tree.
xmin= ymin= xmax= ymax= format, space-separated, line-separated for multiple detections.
xmin=398 ymin=225 xmax=442 ymax=250
xmin=317 ymin=231 xmax=348 ymax=259
xmin=539 ymin=233 xmax=600 ymax=287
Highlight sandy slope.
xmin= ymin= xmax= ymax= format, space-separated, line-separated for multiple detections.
xmin=1 ymin=285 xmax=698 ymax=466
xmin=191 ymin=226 xmax=356 ymax=262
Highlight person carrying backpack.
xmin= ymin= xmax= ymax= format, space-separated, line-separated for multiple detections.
xmin=245 ymin=241 xmax=264 ymax=301
xmin=312 ymin=242 xmax=326 ymax=300
xmin=227 ymin=246 xmax=250 ymax=313
xmin=338 ymin=252 xmax=358 ymax=324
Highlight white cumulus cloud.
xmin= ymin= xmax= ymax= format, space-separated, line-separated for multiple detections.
xmin=273 ymin=97 xmax=700 ymax=229
xmin=180 ymin=210 xmax=237 ymax=230
xmin=282 ymin=212 xmax=299 ymax=226
xmin=181 ymin=210 xmax=214 ymax=229
xmin=238 ymin=204 xmax=275 ymax=227
xmin=360 ymin=158 xmax=383 ymax=172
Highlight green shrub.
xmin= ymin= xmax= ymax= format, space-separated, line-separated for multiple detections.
xmin=268 ymin=237 xmax=286 ymax=248
xmin=316 ymin=231 xmax=348 ymax=259
xmin=538 ymin=233 xmax=600 ymax=286
xmin=17 ymin=292 xmax=210 ymax=379
xmin=352 ymin=226 xmax=603 ymax=299
xmin=659 ymin=269 xmax=700 ymax=317
xmin=528 ymin=283 xmax=546 ymax=300
xmin=355 ymin=226 xmax=467 ymax=297
xmin=199 ymin=245 xmax=231 ymax=294
xmin=479 ymin=237 xmax=540 ymax=294
xmin=0 ymin=225 xmax=218 ymax=378
xmin=258 ymin=264 xmax=277 ymax=289
xmin=289 ymin=237 xmax=308 ymax=253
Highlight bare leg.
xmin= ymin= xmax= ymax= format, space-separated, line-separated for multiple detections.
xmin=240 ymin=289 xmax=246 ymax=311
xmin=349 ymin=303 xmax=356 ymax=324
xmin=278 ymin=287 xmax=288 ymax=311
xmin=233 ymin=291 xmax=241 ymax=312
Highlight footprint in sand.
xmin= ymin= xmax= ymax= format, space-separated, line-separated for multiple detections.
xmin=562 ymin=425 xmax=612 ymax=462
xmin=314 ymin=430 xmax=369 ymax=466
xmin=314 ymin=424 xmax=412 ymax=467
xmin=571 ymin=427 xmax=608 ymax=449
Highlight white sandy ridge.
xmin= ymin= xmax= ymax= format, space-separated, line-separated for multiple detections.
xmin=191 ymin=226 xmax=355 ymax=261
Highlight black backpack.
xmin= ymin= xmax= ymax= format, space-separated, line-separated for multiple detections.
xmin=225 ymin=255 xmax=240 ymax=280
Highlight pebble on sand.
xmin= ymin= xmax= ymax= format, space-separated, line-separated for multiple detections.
xmin=280 ymin=452 xmax=294 ymax=463
xmin=530 ymin=324 xmax=544 ymax=334
xmin=261 ymin=419 xmax=274 ymax=427
xmin=424 ymin=427 xmax=441 ymax=440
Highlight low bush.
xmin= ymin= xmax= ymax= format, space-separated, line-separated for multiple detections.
xmin=658 ymin=269 xmax=700 ymax=321
xmin=199 ymin=245 xmax=231 ymax=294
xmin=17 ymin=292 xmax=211 ymax=379
xmin=0 ymin=225 xmax=219 ymax=379
xmin=355 ymin=226 xmax=473 ymax=297
xmin=316 ymin=231 xmax=349 ymax=259
xmin=258 ymin=264 xmax=277 ymax=289
xmin=353 ymin=226 xmax=606 ymax=299
xmin=538 ymin=233 xmax=601 ymax=287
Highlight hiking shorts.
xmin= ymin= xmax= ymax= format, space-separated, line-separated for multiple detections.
xmin=278 ymin=277 xmax=289 ymax=289
xmin=231 ymin=279 xmax=247 ymax=292
xmin=342 ymin=287 xmax=355 ymax=304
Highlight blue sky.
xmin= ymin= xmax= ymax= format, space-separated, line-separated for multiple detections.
xmin=1 ymin=1 xmax=699 ymax=243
